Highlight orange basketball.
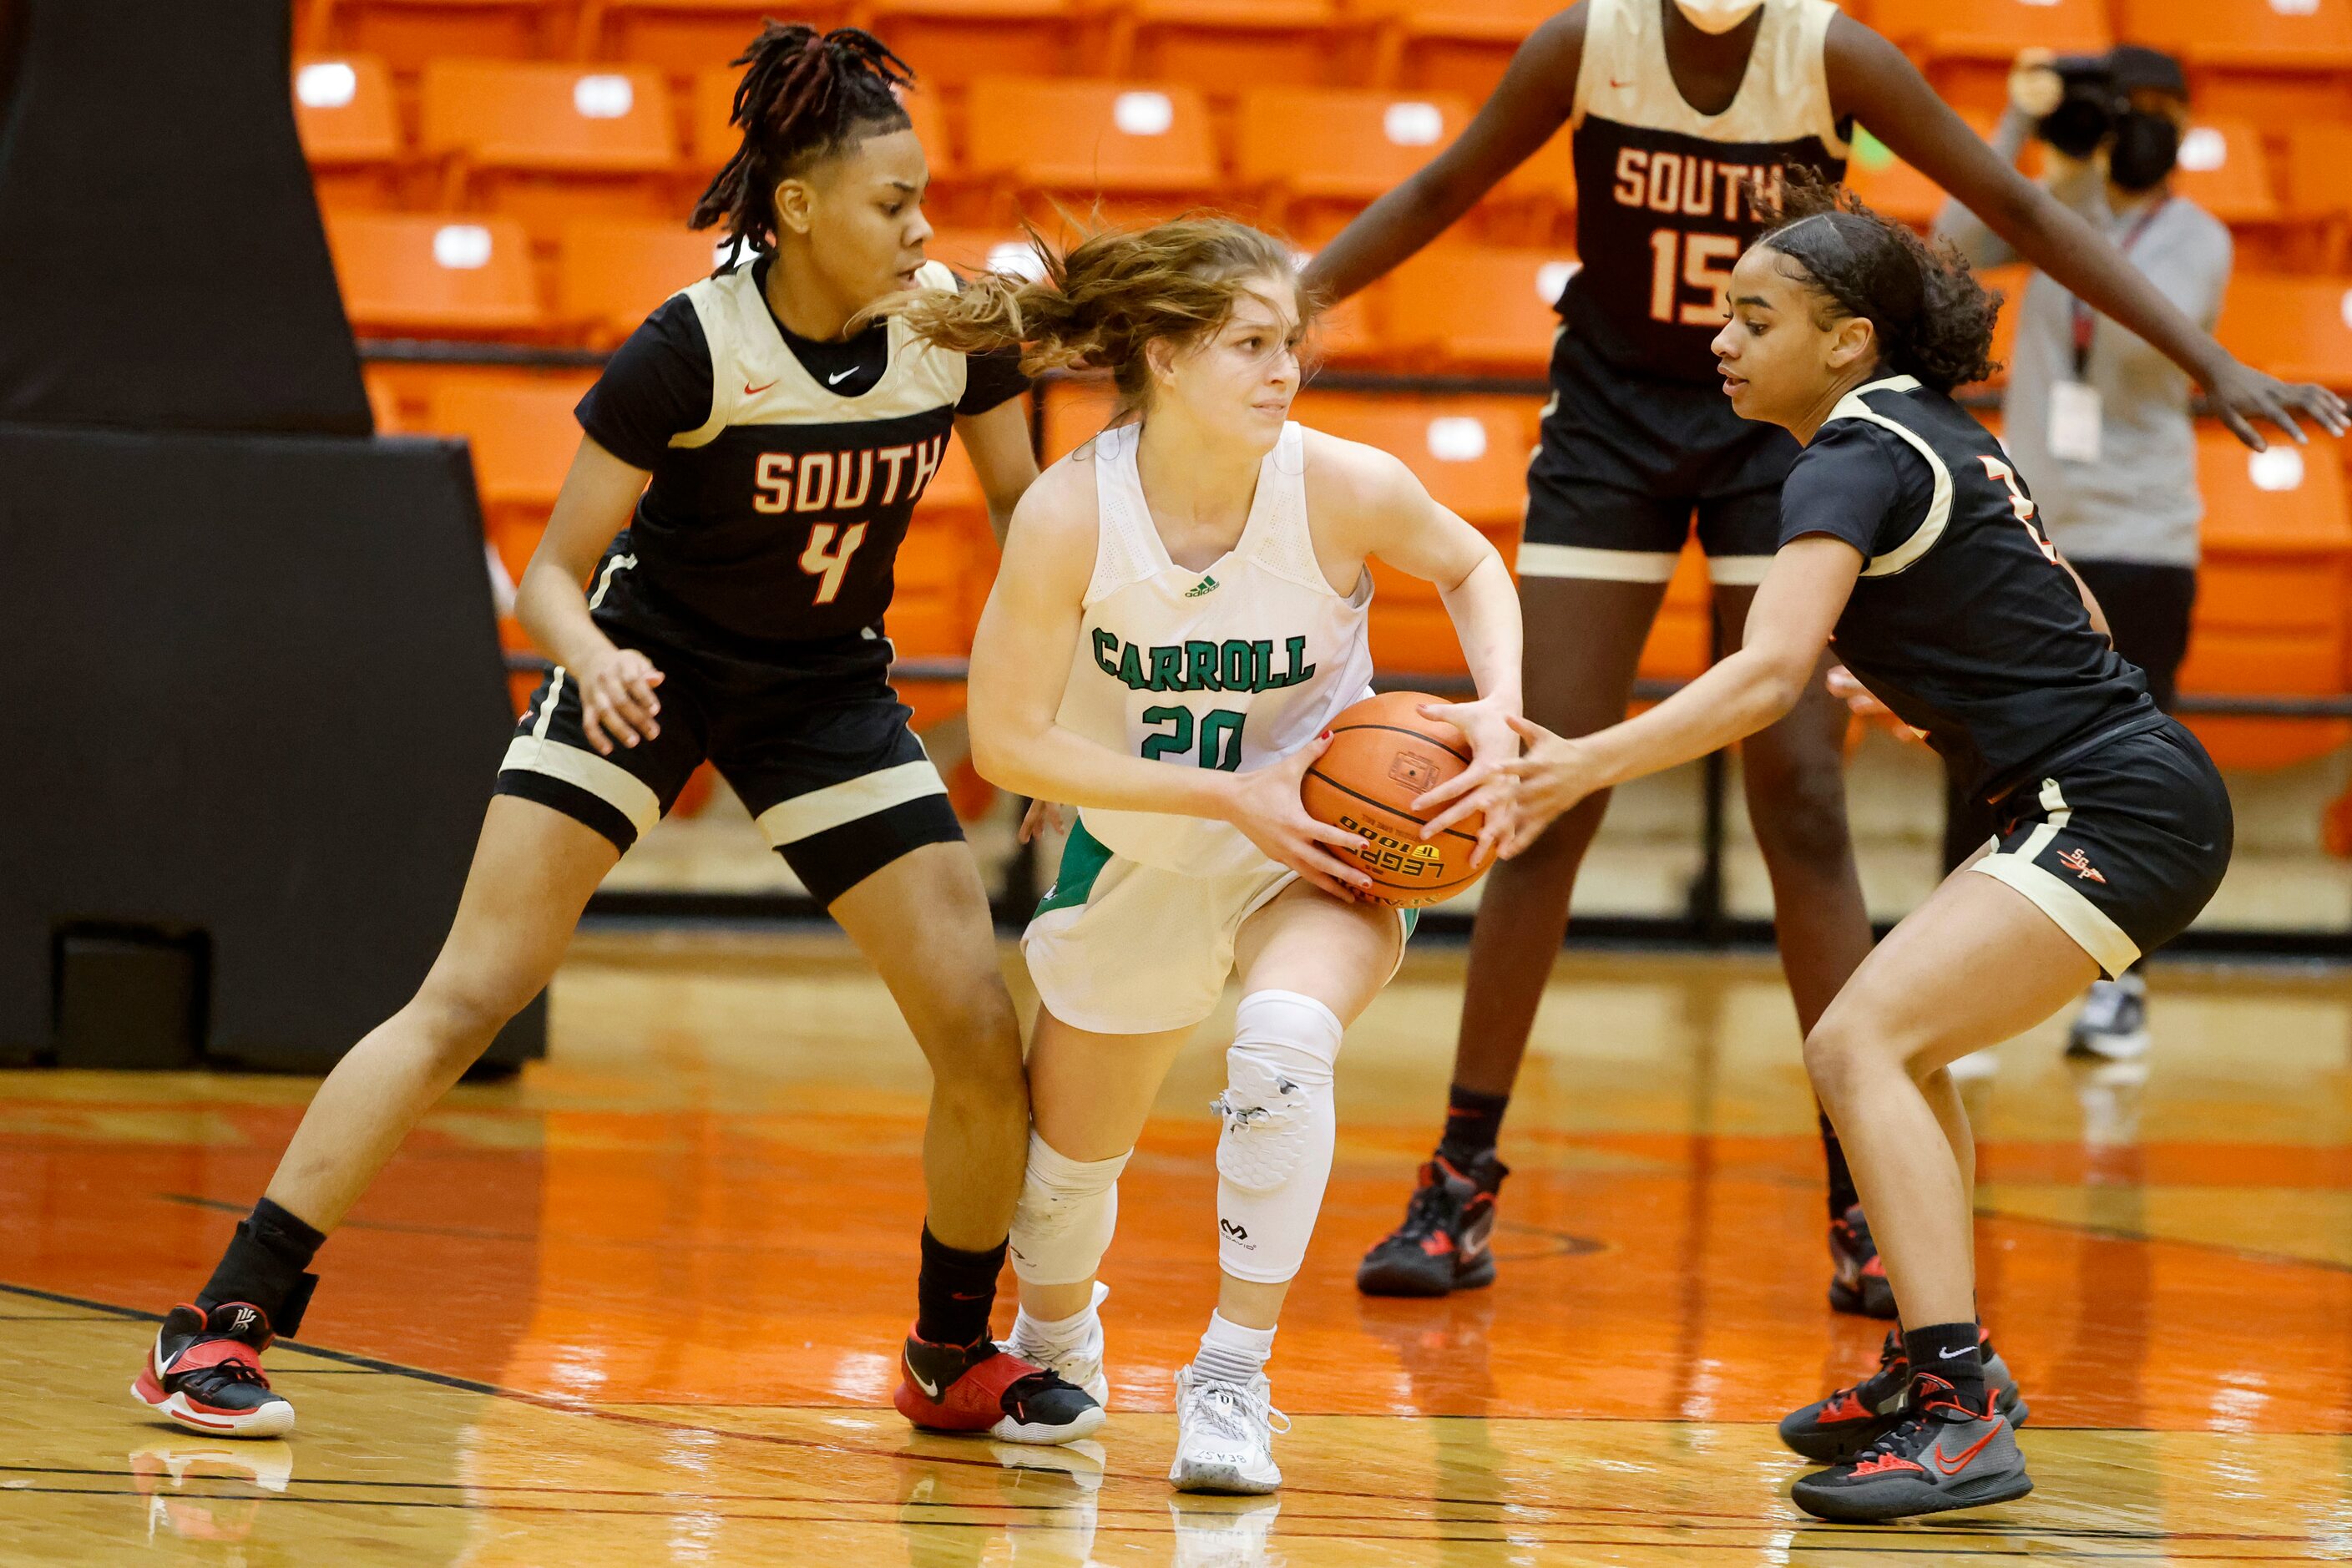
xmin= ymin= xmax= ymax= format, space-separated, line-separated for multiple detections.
xmin=1301 ymin=690 xmax=1487 ymax=908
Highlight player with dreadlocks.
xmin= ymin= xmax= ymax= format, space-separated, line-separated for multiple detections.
xmin=131 ymin=24 xmax=1102 ymax=1448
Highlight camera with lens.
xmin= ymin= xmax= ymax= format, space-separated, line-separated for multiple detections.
xmin=2034 ymin=54 xmax=2127 ymax=159
xmin=2029 ymin=46 xmax=2188 ymax=193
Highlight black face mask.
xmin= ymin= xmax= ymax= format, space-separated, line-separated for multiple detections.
xmin=2108 ymin=111 xmax=2180 ymax=193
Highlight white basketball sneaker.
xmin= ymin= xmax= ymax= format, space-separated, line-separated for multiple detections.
xmin=1168 ymin=1366 xmax=1287 ymax=1495
xmin=1008 ymin=1281 xmax=1110 ymax=1407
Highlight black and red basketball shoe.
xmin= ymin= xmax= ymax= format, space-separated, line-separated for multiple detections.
xmin=895 ymin=1331 xmax=1104 ymax=1445
xmin=1355 ymin=1152 xmax=1507 ymax=1297
xmin=1791 ymin=1372 xmax=2032 ymax=1521
xmin=1828 ymin=1203 xmax=1897 ymax=1318
xmin=1780 ymin=1328 xmax=2031 ymax=1463
xmin=132 ymin=1302 xmax=295 ymax=1438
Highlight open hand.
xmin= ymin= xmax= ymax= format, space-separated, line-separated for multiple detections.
xmin=1406 ymin=695 xmax=1523 ymax=870
xmin=1019 ymin=799 xmax=1073 ymax=844
xmin=1224 ymin=735 xmax=1377 ymax=903
xmin=1494 ymin=715 xmax=1609 ymax=860
xmin=2205 ymin=356 xmax=2349 ymax=451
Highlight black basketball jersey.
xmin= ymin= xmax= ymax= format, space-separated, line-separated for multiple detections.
xmin=1564 ymin=0 xmax=1849 ymax=383
xmin=574 ymin=257 xmax=1028 ymax=648
xmin=1781 ymin=376 xmax=2162 ymax=802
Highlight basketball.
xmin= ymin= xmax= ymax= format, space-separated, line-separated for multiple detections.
xmin=1302 ymin=690 xmax=1487 ymax=908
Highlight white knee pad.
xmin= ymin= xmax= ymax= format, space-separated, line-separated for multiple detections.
xmin=1008 ymin=1131 xmax=1130 ymax=1286
xmin=1214 ymin=989 xmax=1345 ymax=1284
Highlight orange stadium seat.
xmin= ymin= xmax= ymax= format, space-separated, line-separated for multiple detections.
xmin=1358 ymin=0 xmax=1555 ymax=98
xmin=293 ymin=54 xmax=402 ymax=211
xmin=1494 ymin=127 xmax=1578 ymax=207
xmin=1104 ymin=2 xmax=1348 ymax=92
xmin=579 ymin=3 xmax=853 ymax=74
xmin=2282 ymin=122 xmax=2352 ymax=265
xmin=326 ymin=212 xmax=545 ymax=336
xmin=1863 ymin=0 xmax=2110 ymax=63
xmin=556 ymin=220 xmax=724 ymax=343
xmin=1236 ymin=89 xmax=1469 ymax=228
xmin=965 ymin=78 xmax=1219 ymax=203
xmin=2168 ymin=119 xmax=2279 ymax=225
xmin=306 ymin=0 xmax=559 ymax=69
xmin=421 ymin=61 xmax=680 ymax=224
xmin=2179 ymin=422 xmax=2352 ymax=768
xmin=923 ymin=228 xmax=1034 ymax=278
xmin=421 ymin=373 xmax=595 ymax=577
xmin=1383 ymin=246 xmax=1575 ymax=372
xmin=2218 ymin=275 xmax=2352 ymax=387
xmin=2118 ymin=0 xmax=2352 ymax=71
xmin=1292 ymin=393 xmax=1531 ymax=674
xmin=894 ymin=437 xmax=999 ymax=731
xmin=1042 ymin=378 xmax=1118 ymax=462
xmin=866 ymin=2 xmax=1082 ymax=86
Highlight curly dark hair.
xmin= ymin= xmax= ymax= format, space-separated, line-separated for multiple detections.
xmin=690 ymin=23 xmax=915 ymax=266
xmin=1754 ymin=170 xmax=2003 ymax=395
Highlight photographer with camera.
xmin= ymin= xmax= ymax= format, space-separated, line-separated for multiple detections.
xmin=1933 ymin=44 xmax=2226 ymax=1063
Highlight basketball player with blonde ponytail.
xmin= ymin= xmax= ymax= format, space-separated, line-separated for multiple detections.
xmin=902 ymin=217 xmax=1525 ymax=1494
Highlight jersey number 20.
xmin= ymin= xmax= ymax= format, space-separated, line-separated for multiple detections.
xmin=1976 ymin=455 xmax=2058 ymax=563
xmin=800 ymin=523 xmax=869 ymax=604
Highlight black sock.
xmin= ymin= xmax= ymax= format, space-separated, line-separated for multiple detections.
xmin=1820 ymin=1111 xmax=1859 ymax=1220
xmin=915 ymin=1227 xmax=1004 ymax=1348
xmin=198 ymin=1197 xmax=326 ymax=1335
xmin=1902 ymin=1320 xmax=1985 ymax=1406
xmin=1436 ymin=1083 xmax=1510 ymax=1166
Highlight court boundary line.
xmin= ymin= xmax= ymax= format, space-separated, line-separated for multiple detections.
xmin=22 ymin=1274 xmax=2349 ymax=1552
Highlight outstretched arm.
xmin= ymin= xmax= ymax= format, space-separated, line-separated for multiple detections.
xmin=1316 ymin=440 xmax=1525 ymax=864
xmin=1299 ymin=6 xmax=1586 ymax=305
xmin=1828 ymin=16 xmax=2345 ymax=449
xmin=1498 ymin=537 xmax=1860 ymax=857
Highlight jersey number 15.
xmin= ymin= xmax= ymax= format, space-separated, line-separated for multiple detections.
xmin=1648 ymin=230 xmax=1741 ymax=326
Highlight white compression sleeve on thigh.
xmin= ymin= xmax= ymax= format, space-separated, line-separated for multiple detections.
xmin=1214 ymin=989 xmax=1346 ymax=1285
xmin=1008 ymin=1130 xmax=1130 ymax=1286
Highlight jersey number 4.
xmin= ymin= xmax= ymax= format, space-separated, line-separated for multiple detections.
xmin=1648 ymin=230 xmax=1741 ymax=325
xmin=1976 ymin=455 xmax=2059 ymax=563
xmin=800 ymin=523 xmax=869 ymax=604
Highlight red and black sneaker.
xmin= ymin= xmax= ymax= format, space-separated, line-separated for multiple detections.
xmin=1355 ymin=1151 xmax=1507 ymax=1297
xmin=1780 ymin=1328 xmax=2031 ymax=1463
xmin=1828 ymin=1203 xmax=1897 ymax=1318
xmin=131 ymin=1302 xmax=295 ymax=1439
xmin=895 ymin=1331 xmax=1105 ymax=1446
xmin=1791 ymin=1373 xmax=2032 ymax=1522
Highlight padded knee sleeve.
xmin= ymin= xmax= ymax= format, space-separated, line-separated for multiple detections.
xmin=1008 ymin=1131 xmax=1129 ymax=1286
xmin=1214 ymin=989 xmax=1346 ymax=1284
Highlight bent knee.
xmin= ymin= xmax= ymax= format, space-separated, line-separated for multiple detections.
xmin=407 ymin=979 xmax=532 ymax=1072
xmin=918 ymin=995 xmax=1027 ymax=1099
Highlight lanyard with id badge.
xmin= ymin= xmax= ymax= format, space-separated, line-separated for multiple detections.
xmin=2053 ymin=196 xmax=2171 ymax=463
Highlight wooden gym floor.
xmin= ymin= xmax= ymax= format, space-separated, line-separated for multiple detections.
xmin=4 ymin=931 xmax=2349 ymax=1565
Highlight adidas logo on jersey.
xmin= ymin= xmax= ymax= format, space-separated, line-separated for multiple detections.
xmin=1185 ymin=574 xmax=1220 ymax=598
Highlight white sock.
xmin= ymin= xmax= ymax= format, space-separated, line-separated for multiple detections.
xmin=1191 ymin=1312 xmax=1275 ymax=1388
xmin=1014 ymin=1282 xmax=1106 ymax=1353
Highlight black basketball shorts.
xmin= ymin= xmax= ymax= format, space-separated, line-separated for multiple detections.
xmin=1520 ymin=331 xmax=1803 ymax=587
xmin=1968 ymin=720 xmax=2233 ymax=979
xmin=494 ymin=620 xmax=963 ymax=908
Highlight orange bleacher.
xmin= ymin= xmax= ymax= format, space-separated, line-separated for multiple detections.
xmin=420 ymin=60 xmax=680 ymax=225
xmin=326 ymin=211 xmax=544 ymax=336
xmin=2181 ymin=424 xmax=2352 ymax=768
xmin=295 ymin=3 xmax=2352 ymax=782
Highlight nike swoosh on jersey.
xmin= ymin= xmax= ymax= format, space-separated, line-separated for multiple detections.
xmin=827 ymin=367 xmax=860 ymax=385
xmin=744 ymin=379 xmax=777 ymax=395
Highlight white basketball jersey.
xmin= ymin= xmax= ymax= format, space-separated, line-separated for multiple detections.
xmin=1060 ymin=422 xmax=1374 ymax=877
